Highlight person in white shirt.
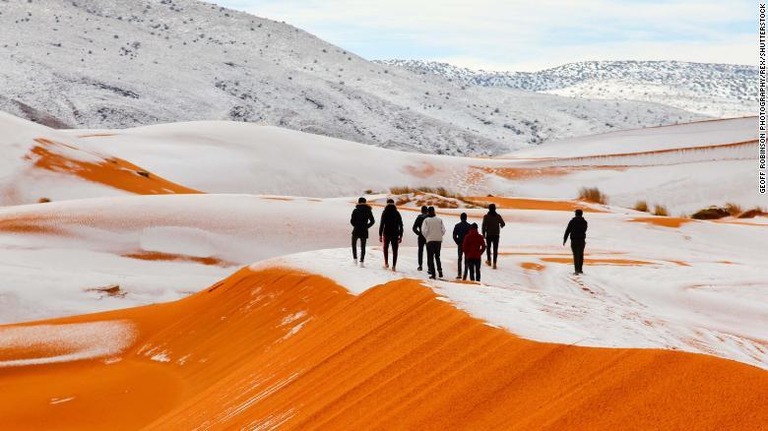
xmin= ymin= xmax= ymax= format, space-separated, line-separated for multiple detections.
xmin=421 ymin=206 xmax=446 ymax=279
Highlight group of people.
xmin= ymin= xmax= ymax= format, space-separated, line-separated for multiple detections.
xmin=351 ymin=197 xmax=535 ymax=281
xmin=351 ymin=197 xmax=588 ymax=278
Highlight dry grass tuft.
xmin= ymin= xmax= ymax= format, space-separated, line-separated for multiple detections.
xmin=633 ymin=200 xmax=649 ymax=212
xmin=578 ymin=187 xmax=608 ymax=205
xmin=652 ymin=204 xmax=668 ymax=216
xmin=737 ymin=207 xmax=767 ymax=219
xmin=724 ymin=202 xmax=742 ymax=216
xmin=390 ymin=186 xmax=454 ymax=197
xmin=691 ymin=206 xmax=731 ymax=220
xmin=389 ymin=186 xmax=486 ymax=208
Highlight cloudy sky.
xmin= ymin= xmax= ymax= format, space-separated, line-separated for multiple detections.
xmin=216 ymin=0 xmax=754 ymax=72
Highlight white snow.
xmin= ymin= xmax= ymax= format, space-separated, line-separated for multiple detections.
xmin=150 ymin=352 xmax=172 ymax=363
xmin=257 ymin=205 xmax=768 ymax=370
xmin=0 ymin=0 xmax=707 ymax=156
xmin=0 ymin=111 xmax=765 ymax=375
xmin=0 ymin=320 xmax=135 ymax=367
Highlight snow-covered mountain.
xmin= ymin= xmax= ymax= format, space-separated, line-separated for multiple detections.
xmin=377 ymin=60 xmax=756 ymax=118
xmin=0 ymin=0 xmax=706 ymax=155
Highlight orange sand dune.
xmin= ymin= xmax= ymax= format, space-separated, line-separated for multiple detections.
xmin=27 ymin=138 xmax=201 ymax=195
xmin=1 ymin=268 xmax=767 ymax=430
xmin=470 ymin=196 xmax=607 ymax=213
xmin=403 ymin=162 xmax=438 ymax=178
xmin=122 ymin=250 xmax=235 ymax=267
xmin=473 ymin=165 xmax=612 ymax=180
xmin=521 ymin=262 xmax=546 ymax=271
xmin=629 ymin=216 xmax=692 ymax=228
xmin=0 ymin=216 xmax=66 ymax=235
xmin=553 ymin=139 xmax=756 ymax=163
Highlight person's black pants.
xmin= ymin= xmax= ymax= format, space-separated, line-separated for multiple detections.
xmin=456 ymin=245 xmax=464 ymax=276
xmin=383 ymin=236 xmax=399 ymax=267
xmin=417 ymin=235 xmax=426 ymax=268
xmin=352 ymin=234 xmax=367 ymax=262
xmin=571 ymin=240 xmax=585 ymax=273
xmin=426 ymin=241 xmax=442 ymax=277
xmin=465 ymin=258 xmax=481 ymax=281
xmin=486 ymin=235 xmax=500 ymax=264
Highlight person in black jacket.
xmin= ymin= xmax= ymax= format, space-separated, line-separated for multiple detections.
xmin=482 ymin=203 xmax=505 ymax=269
xmin=452 ymin=212 xmax=471 ymax=279
xmin=350 ymin=197 xmax=375 ymax=265
xmin=563 ymin=209 xmax=588 ymax=274
xmin=412 ymin=206 xmax=429 ymax=271
xmin=379 ymin=199 xmax=404 ymax=271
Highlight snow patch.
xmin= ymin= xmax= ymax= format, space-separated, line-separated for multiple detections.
xmin=0 ymin=321 xmax=135 ymax=367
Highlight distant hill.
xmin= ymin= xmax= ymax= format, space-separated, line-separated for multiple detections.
xmin=376 ymin=60 xmax=755 ymax=118
xmin=0 ymin=0 xmax=705 ymax=155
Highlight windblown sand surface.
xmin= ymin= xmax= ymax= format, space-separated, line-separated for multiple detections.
xmin=29 ymin=138 xmax=201 ymax=195
xmin=1 ymin=268 xmax=767 ymax=430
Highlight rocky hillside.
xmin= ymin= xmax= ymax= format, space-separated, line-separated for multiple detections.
xmin=376 ymin=59 xmax=755 ymax=118
xmin=0 ymin=0 xmax=704 ymax=155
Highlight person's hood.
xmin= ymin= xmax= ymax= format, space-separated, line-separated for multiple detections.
xmin=356 ymin=204 xmax=371 ymax=211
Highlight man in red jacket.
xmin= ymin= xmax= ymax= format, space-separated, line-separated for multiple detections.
xmin=462 ymin=223 xmax=486 ymax=282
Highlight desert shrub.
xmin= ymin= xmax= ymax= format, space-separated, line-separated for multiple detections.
xmin=652 ymin=204 xmax=668 ymax=216
xmin=395 ymin=196 xmax=411 ymax=206
xmin=578 ymin=187 xmax=608 ymax=204
xmin=389 ymin=186 xmax=458 ymax=199
xmin=389 ymin=186 xmax=486 ymax=208
xmin=737 ymin=207 xmax=767 ymax=218
xmin=38 ymin=197 xmax=51 ymax=203
xmin=633 ymin=200 xmax=649 ymax=212
xmin=691 ymin=206 xmax=730 ymax=220
xmin=414 ymin=196 xmax=459 ymax=209
xmin=724 ymin=202 xmax=742 ymax=216
xmin=389 ymin=186 xmax=413 ymax=195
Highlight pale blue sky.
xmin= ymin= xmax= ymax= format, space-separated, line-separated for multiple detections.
xmin=215 ymin=0 xmax=754 ymax=71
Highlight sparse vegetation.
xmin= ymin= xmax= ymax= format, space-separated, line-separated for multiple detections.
xmin=633 ymin=200 xmax=649 ymax=212
xmin=390 ymin=186 xmax=454 ymax=197
xmin=691 ymin=206 xmax=731 ymax=220
xmin=737 ymin=207 xmax=767 ymax=218
xmin=724 ymin=202 xmax=742 ymax=216
xmin=652 ymin=204 xmax=668 ymax=216
xmin=578 ymin=187 xmax=608 ymax=205
xmin=388 ymin=186 xmax=487 ymax=209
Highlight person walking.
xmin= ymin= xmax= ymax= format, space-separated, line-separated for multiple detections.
xmin=350 ymin=197 xmax=375 ymax=265
xmin=563 ymin=209 xmax=588 ymax=274
xmin=482 ymin=203 xmax=505 ymax=269
xmin=421 ymin=206 xmax=445 ymax=279
xmin=462 ymin=223 xmax=486 ymax=282
xmin=412 ymin=206 xmax=429 ymax=271
xmin=452 ymin=212 xmax=471 ymax=279
xmin=379 ymin=199 xmax=404 ymax=271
